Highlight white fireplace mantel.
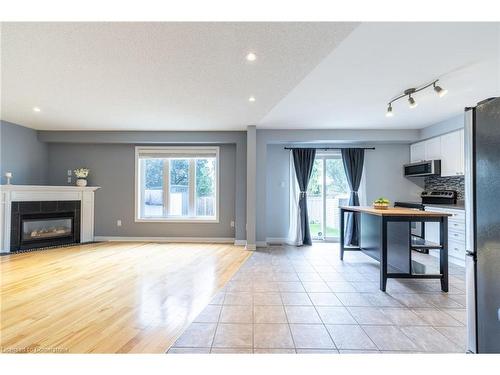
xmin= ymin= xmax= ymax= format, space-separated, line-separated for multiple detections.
xmin=0 ymin=185 xmax=100 ymax=253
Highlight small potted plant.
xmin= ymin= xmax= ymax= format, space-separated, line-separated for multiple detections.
xmin=373 ymin=197 xmax=390 ymax=209
xmin=74 ymin=168 xmax=90 ymax=187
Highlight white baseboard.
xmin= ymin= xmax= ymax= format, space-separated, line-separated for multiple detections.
xmin=95 ymin=236 xmax=235 ymax=244
xmin=234 ymin=239 xmax=287 ymax=248
xmin=234 ymin=240 xmax=266 ymax=249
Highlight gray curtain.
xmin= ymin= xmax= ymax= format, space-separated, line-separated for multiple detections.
xmin=341 ymin=148 xmax=365 ymax=247
xmin=292 ymin=148 xmax=316 ymax=246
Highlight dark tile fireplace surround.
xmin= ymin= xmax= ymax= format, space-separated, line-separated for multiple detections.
xmin=10 ymin=201 xmax=81 ymax=252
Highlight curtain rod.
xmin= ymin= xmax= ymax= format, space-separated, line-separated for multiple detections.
xmin=283 ymin=147 xmax=375 ymax=150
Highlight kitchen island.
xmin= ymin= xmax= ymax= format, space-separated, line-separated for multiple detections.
xmin=339 ymin=206 xmax=451 ymax=292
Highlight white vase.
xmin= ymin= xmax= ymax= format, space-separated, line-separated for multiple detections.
xmin=76 ymin=178 xmax=88 ymax=187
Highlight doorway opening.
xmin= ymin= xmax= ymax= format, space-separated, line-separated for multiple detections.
xmin=307 ymin=153 xmax=350 ymax=241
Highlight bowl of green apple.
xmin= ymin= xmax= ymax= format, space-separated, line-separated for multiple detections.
xmin=373 ymin=197 xmax=390 ymax=210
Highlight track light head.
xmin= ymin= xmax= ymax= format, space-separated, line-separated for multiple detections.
xmin=386 ymin=104 xmax=394 ymax=117
xmin=408 ymin=95 xmax=417 ymax=108
xmin=433 ymin=82 xmax=448 ymax=97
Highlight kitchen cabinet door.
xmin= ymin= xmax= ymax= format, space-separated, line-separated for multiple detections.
xmin=440 ymin=130 xmax=462 ymax=176
xmin=425 ymin=137 xmax=441 ymax=160
xmin=410 ymin=142 xmax=425 ymax=162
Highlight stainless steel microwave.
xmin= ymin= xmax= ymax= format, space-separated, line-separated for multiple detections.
xmin=403 ymin=160 xmax=441 ymax=177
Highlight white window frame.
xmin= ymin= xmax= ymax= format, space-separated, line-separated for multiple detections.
xmin=135 ymin=146 xmax=220 ymax=223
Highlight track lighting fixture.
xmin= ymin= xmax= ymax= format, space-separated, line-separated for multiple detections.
xmin=386 ymin=79 xmax=447 ymax=117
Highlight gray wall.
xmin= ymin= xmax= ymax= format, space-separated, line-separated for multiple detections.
xmin=419 ymin=114 xmax=464 ymax=140
xmin=40 ymin=130 xmax=247 ymax=241
xmin=48 ymin=143 xmax=237 ymax=238
xmin=256 ymin=129 xmax=421 ymax=242
xmin=2 ymin=123 xmax=428 ymax=242
xmin=0 ymin=120 xmax=49 ymax=185
xmin=363 ymin=144 xmax=424 ymax=204
xmin=266 ymin=145 xmax=292 ymax=239
xmin=264 ymin=143 xmax=423 ymax=240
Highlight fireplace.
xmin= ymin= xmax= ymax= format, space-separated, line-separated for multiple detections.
xmin=22 ymin=213 xmax=73 ymax=242
xmin=11 ymin=201 xmax=81 ymax=251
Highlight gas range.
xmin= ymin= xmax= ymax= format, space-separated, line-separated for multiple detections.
xmin=395 ymin=190 xmax=458 ymax=209
xmin=394 ymin=190 xmax=459 ymax=255
xmin=421 ymin=190 xmax=457 ymax=205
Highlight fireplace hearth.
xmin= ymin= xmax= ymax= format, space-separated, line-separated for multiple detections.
xmin=11 ymin=201 xmax=80 ymax=251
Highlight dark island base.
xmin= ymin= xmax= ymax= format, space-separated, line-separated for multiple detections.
xmin=340 ymin=208 xmax=448 ymax=292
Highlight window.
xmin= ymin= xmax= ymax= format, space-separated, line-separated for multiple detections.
xmin=135 ymin=146 xmax=219 ymax=222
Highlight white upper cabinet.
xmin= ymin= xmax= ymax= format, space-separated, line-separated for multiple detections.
xmin=425 ymin=137 xmax=441 ymax=160
xmin=409 ymin=129 xmax=464 ymax=176
xmin=441 ymin=130 xmax=464 ymax=176
xmin=410 ymin=142 xmax=425 ymax=162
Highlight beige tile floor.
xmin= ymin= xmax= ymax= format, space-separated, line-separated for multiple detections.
xmin=168 ymin=243 xmax=466 ymax=354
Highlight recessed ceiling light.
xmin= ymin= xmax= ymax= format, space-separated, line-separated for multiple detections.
xmin=248 ymin=96 xmax=256 ymax=102
xmin=33 ymin=107 xmax=41 ymax=112
xmin=246 ymin=52 xmax=257 ymax=62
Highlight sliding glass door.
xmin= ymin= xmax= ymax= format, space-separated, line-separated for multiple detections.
xmin=307 ymin=153 xmax=350 ymax=241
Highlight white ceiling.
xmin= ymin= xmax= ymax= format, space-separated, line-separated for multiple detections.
xmin=261 ymin=22 xmax=500 ymax=129
xmin=0 ymin=22 xmax=357 ymax=131
xmin=1 ymin=22 xmax=499 ymax=131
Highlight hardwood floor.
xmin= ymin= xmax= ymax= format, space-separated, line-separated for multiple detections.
xmin=0 ymin=242 xmax=250 ymax=353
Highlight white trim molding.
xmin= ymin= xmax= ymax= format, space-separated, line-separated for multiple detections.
xmin=95 ymin=236 xmax=235 ymax=244
xmin=0 ymin=185 xmax=100 ymax=253
xmin=235 ymin=240 xmax=272 ymax=249
xmin=135 ymin=146 xmax=220 ymax=223
xmin=245 ymin=244 xmax=257 ymax=251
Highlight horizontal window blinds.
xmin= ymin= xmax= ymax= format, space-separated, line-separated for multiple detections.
xmin=137 ymin=147 xmax=218 ymax=159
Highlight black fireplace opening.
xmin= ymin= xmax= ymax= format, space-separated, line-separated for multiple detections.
xmin=11 ymin=201 xmax=81 ymax=251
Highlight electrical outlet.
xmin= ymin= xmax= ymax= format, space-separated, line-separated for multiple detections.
xmin=230 ymin=220 xmax=235 ymax=228
xmin=280 ymin=181 xmax=285 ymax=188
xmin=67 ymin=169 xmax=72 ymax=176
xmin=67 ymin=176 xmax=72 ymax=184
xmin=117 ymin=220 xmax=122 ymax=227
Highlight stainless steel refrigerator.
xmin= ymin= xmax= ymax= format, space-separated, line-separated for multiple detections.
xmin=465 ymin=97 xmax=500 ymax=353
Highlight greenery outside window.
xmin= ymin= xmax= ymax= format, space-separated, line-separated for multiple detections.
xmin=135 ymin=146 xmax=219 ymax=222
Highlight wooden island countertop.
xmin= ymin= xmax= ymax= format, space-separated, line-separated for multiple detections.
xmin=339 ymin=206 xmax=452 ymax=217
